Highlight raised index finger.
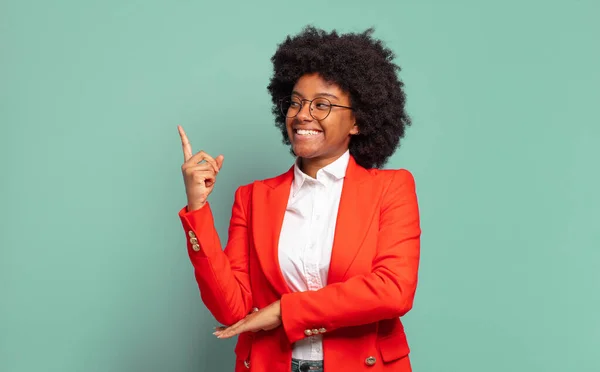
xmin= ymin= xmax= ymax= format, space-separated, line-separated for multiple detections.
xmin=178 ymin=125 xmax=193 ymax=162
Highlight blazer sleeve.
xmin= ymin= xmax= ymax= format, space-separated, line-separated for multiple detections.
xmin=178 ymin=185 xmax=253 ymax=326
xmin=280 ymin=169 xmax=421 ymax=344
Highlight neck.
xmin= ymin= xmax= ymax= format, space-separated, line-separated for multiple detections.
xmin=299 ymin=152 xmax=346 ymax=178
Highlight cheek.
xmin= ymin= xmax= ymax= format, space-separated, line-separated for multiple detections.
xmin=337 ymin=116 xmax=357 ymax=137
xmin=320 ymin=119 xmax=344 ymax=138
xmin=285 ymin=119 xmax=293 ymax=134
xmin=286 ymin=117 xmax=295 ymax=128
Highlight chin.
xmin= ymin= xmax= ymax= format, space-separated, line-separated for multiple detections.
xmin=293 ymin=150 xmax=316 ymax=159
xmin=292 ymin=144 xmax=320 ymax=159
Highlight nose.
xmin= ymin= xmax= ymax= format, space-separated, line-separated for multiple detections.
xmin=296 ymin=101 xmax=313 ymax=121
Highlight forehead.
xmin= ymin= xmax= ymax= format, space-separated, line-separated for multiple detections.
xmin=292 ymin=73 xmax=346 ymax=97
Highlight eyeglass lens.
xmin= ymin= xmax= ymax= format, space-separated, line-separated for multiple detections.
xmin=280 ymin=97 xmax=332 ymax=120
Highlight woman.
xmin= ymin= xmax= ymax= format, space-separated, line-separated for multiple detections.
xmin=177 ymin=26 xmax=420 ymax=372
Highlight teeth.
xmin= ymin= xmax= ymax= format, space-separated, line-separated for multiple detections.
xmin=296 ymin=129 xmax=321 ymax=135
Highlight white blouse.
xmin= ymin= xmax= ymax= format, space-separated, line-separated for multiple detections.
xmin=278 ymin=150 xmax=350 ymax=360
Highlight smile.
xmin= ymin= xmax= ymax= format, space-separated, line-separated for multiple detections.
xmin=294 ymin=129 xmax=322 ymax=136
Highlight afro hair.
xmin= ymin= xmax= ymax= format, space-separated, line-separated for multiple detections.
xmin=267 ymin=26 xmax=411 ymax=169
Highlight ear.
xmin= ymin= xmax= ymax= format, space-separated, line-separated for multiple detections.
xmin=349 ymin=123 xmax=359 ymax=135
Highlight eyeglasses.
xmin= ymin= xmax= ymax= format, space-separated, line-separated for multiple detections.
xmin=279 ymin=96 xmax=353 ymax=121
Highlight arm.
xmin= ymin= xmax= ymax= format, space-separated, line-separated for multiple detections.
xmin=280 ymin=169 xmax=421 ymax=343
xmin=179 ymin=185 xmax=252 ymax=326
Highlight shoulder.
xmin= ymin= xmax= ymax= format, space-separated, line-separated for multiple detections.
xmin=361 ymin=168 xmax=419 ymax=225
xmin=364 ymin=167 xmax=416 ymax=190
xmin=348 ymin=154 xmax=415 ymax=190
xmin=233 ymin=166 xmax=293 ymax=198
xmin=362 ymin=168 xmax=418 ymax=212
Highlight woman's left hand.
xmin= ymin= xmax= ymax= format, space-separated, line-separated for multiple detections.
xmin=214 ymin=300 xmax=282 ymax=339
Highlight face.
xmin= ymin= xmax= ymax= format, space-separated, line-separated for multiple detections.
xmin=285 ymin=73 xmax=358 ymax=163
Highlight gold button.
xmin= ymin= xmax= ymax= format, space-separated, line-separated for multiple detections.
xmin=188 ymin=231 xmax=196 ymax=238
xmin=243 ymin=360 xmax=250 ymax=368
xmin=311 ymin=329 xmax=319 ymax=335
xmin=365 ymin=356 xmax=376 ymax=366
xmin=318 ymin=328 xmax=326 ymax=333
xmin=251 ymin=307 xmax=259 ymax=313
xmin=304 ymin=329 xmax=313 ymax=336
xmin=190 ymin=237 xmax=198 ymax=244
xmin=192 ymin=244 xmax=200 ymax=252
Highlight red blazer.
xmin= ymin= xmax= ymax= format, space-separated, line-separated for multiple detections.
xmin=178 ymin=156 xmax=421 ymax=371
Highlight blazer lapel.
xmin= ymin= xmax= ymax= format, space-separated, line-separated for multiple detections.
xmin=327 ymin=156 xmax=376 ymax=284
xmin=251 ymin=167 xmax=294 ymax=296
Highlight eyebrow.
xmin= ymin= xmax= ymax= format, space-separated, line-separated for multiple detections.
xmin=291 ymin=90 xmax=340 ymax=100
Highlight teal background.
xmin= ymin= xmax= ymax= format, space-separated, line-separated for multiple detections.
xmin=1 ymin=0 xmax=598 ymax=371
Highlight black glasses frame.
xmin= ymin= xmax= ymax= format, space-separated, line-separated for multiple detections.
xmin=279 ymin=97 xmax=353 ymax=120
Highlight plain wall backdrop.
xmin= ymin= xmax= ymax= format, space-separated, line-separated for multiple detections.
xmin=1 ymin=0 xmax=599 ymax=371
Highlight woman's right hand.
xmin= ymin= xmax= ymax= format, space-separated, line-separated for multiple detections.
xmin=178 ymin=125 xmax=224 ymax=211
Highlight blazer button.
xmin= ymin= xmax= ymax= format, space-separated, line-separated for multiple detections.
xmin=188 ymin=231 xmax=196 ymax=238
xmin=304 ymin=329 xmax=313 ymax=336
xmin=365 ymin=356 xmax=376 ymax=366
xmin=192 ymin=244 xmax=200 ymax=252
xmin=318 ymin=328 xmax=326 ymax=333
xmin=311 ymin=329 xmax=319 ymax=335
xmin=190 ymin=237 xmax=198 ymax=245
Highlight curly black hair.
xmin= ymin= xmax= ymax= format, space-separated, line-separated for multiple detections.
xmin=267 ymin=26 xmax=411 ymax=169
